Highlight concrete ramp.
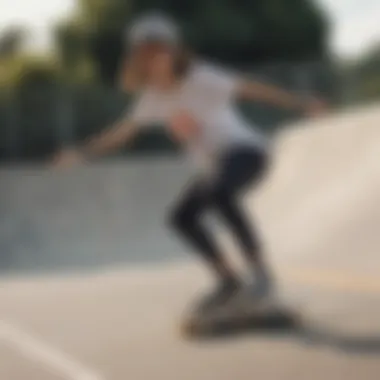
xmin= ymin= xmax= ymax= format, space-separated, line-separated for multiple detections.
xmin=254 ymin=103 xmax=380 ymax=272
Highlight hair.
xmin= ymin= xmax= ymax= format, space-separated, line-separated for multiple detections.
xmin=119 ymin=43 xmax=194 ymax=93
xmin=173 ymin=46 xmax=193 ymax=77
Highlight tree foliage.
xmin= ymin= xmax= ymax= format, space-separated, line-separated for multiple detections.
xmin=342 ymin=46 xmax=380 ymax=103
xmin=55 ymin=0 xmax=329 ymax=84
xmin=0 ymin=27 xmax=26 ymax=58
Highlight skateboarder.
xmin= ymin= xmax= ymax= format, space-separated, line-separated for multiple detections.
xmin=54 ymin=12 xmax=325 ymax=312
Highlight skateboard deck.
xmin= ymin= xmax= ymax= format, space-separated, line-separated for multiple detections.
xmin=181 ymin=296 xmax=302 ymax=338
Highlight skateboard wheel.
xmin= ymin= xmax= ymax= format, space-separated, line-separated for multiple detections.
xmin=181 ymin=318 xmax=204 ymax=337
xmin=181 ymin=320 xmax=195 ymax=336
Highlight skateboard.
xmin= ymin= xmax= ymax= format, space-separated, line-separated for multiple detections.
xmin=180 ymin=293 xmax=302 ymax=338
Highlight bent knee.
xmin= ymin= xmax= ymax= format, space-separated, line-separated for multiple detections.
xmin=166 ymin=206 xmax=200 ymax=232
xmin=211 ymin=186 xmax=235 ymax=206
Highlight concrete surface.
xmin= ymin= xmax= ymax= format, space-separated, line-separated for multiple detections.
xmin=1 ymin=103 xmax=380 ymax=379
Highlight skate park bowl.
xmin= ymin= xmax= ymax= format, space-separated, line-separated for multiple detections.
xmin=1 ymin=102 xmax=380 ymax=379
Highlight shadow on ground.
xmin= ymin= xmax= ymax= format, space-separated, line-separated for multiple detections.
xmin=190 ymin=320 xmax=380 ymax=356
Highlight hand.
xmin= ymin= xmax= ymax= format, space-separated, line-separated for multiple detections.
xmin=304 ymin=98 xmax=329 ymax=118
xmin=51 ymin=147 xmax=85 ymax=169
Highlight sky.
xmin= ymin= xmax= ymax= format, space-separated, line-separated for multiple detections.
xmin=0 ymin=0 xmax=379 ymax=59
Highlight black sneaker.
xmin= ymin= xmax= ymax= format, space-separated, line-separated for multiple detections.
xmin=197 ymin=278 xmax=241 ymax=313
xmin=249 ymin=271 xmax=275 ymax=300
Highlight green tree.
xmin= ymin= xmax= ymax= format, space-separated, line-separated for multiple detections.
xmin=0 ymin=27 xmax=26 ymax=58
xmin=342 ymin=46 xmax=380 ymax=104
xmin=55 ymin=0 xmax=328 ymax=84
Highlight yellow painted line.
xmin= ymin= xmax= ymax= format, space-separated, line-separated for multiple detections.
xmin=283 ymin=268 xmax=380 ymax=294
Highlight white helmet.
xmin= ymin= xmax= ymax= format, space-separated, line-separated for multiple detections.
xmin=127 ymin=12 xmax=180 ymax=47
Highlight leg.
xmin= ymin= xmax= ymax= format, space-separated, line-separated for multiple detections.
xmin=214 ymin=147 xmax=268 ymax=269
xmin=167 ymin=179 xmax=237 ymax=282
xmin=211 ymin=147 xmax=274 ymax=295
xmin=168 ymin=180 xmax=242 ymax=310
xmin=212 ymin=186 xmax=265 ymax=271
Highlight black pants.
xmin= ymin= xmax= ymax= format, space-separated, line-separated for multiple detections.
xmin=168 ymin=145 xmax=268 ymax=274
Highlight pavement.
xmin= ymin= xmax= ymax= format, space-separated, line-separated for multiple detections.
xmin=1 ymin=103 xmax=380 ymax=380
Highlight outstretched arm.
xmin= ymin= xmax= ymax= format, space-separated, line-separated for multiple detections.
xmin=237 ymin=79 xmax=325 ymax=115
xmin=80 ymin=118 xmax=137 ymax=158
xmin=53 ymin=118 xmax=138 ymax=168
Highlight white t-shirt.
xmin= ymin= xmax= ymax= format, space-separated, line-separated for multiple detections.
xmin=129 ymin=61 xmax=268 ymax=172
